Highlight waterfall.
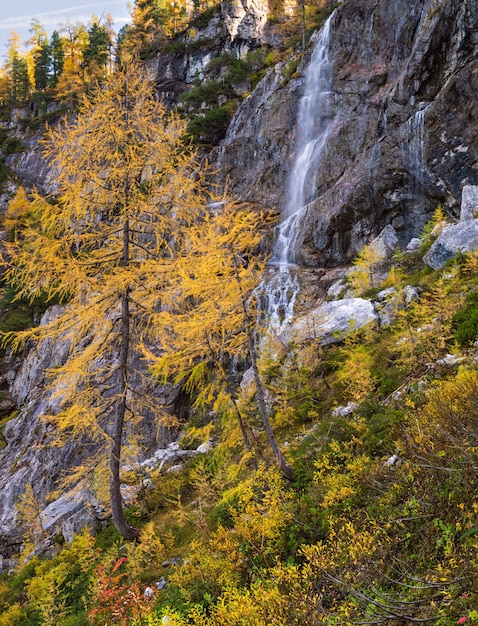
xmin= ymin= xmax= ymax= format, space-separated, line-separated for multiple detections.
xmin=404 ymin=105 xmax=430 ymax=202
xmin=260 ymin=14 xmax=335 ymax=333
xmin=273 ymin=13 xmax=335 ymax=265
xmin=256 ymin=267 xmax=300 ymax=332
xmin=407 ymin=107 xmax=428 ymax=181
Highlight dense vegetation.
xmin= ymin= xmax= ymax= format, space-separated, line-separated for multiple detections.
xmin=1 ymin=203 xmax=478 ymax=624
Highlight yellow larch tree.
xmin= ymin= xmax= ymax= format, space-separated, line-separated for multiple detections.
xmin=124 ymin=0 xmax=168 ymax=60
xmin=348 ymin=240 xmax=384 ymax=294
xmin=145 ymin=202 xmax=293 ymax=479
xmin=54 ymin=22 xmax=88 ymax=106
xmin=2 ymin=64 xmax=209 ymax=540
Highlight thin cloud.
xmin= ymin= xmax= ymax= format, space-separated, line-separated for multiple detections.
xmin=0 ymin=1 xmax=129 ymax=31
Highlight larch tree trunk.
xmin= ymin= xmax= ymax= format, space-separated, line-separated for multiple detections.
xmin=231 ymin=246 xmax=294 ymax=480
xmin=109 ymin=219 xmax=140 ymax=540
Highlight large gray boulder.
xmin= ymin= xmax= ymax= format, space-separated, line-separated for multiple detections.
xmin=40 ymin=492 xmax=102 ymax=543
xmin=423 ymin=220 xmax=478 ymax=269
xmin=424 ymin=185 xmax=478 ymax=269
xmin=370 ymin=225 xmax=399 ymax=260
xmin=291 ymin=297 xmax=377 ymax=344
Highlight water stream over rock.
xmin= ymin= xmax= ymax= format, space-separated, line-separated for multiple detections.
xmin=403 ymin=104 xmax=430 ymax=210
xmin=260 ymin=14 xmax=335 ymax=332
xmin=273 ymin=14 xmax=335 ymax=265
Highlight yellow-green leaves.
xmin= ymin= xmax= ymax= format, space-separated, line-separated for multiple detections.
xmin=2 ymin=63 xmax=211 ymax=539
xmin=348 ymin=240 xmax=384 ymax=294
xmin=148 ymin=202 xmax=270 ymax=405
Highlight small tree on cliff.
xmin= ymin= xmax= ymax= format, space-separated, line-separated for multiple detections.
xmin=2 ymin=64 xmax=209 ymax=540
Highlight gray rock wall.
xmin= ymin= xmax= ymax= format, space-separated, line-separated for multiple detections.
xmin=219 ymin=0 xmax=478 ymax=266
xmin=0 ymin=307 xmax=181 ymax=557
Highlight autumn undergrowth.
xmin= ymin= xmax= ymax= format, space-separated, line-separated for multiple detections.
xmin=1 ymin=215 xmax=478 ymax=625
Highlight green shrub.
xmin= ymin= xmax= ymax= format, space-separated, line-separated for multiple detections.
xmin=359 ymin=402 xmax=405 ymax=454
xmin=187 ymin=37 xmax=217 ymax=51
xmin=452 ymin=290 xmax=478 ymax=347
xmin=227 ymin=57 xmax=250 ymax=84
xmin=0 ymin=159 xmax=8 ymax=183
xmin=186 ymin=102 xmax=235 ymax=146
xmin=0 ymin=283 xmax=58 ymax=339
xmin=61 ymin=613 xmax=88 ymax=626
xmin=205 ymin=52 xmax=232 ymax=73
xmin=2 ymin=137 xmax=24 ymax=155
xmin=282 ymin=58 xmax=300 ymax=80
xmin=181 ymin=80 xmax=230 ymax=108
xmin=162 ymin=40 xmax=187 ymax=55
xmin=192 ymin=5 xmax=221 ymax=30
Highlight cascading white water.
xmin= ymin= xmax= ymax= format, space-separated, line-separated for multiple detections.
xmin=403 ymin=104 xmax=430 ymax=211
xmin=274 ymin=14 xmax=335 ymax=265
xmin=260 ymin=14 xmax=335 ymax=332
xmin=405 ymin=105 xmax=429 ymax=187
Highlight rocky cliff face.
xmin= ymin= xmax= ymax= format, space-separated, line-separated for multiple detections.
xmin=219 ymin=0 xmax=478 ymax=265
xmin=0 ymin=306 xmax=184 ymax=558
xmin=143 ymin=0 xmax=290 ymax=106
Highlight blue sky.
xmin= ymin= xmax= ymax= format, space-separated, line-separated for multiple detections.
xmin=0 ymin=0 xmax=131 ymax=59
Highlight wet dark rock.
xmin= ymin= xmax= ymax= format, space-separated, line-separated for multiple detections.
xmin=220 ymin=0 xmax=478 ymax=266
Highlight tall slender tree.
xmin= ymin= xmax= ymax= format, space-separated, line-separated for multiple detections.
xmin=27 ymin=19 xmax=49 ymax=91
xmin=126 ymin=0 xmax=169 ymax=58
xmin=27 ymin=18 xmax=48 ymax=49
xmin=33 ymin=41 xmax=51 ymax=91
xmin=5 ymin=33 xmax=30 ymax=105
xmin=49 ymin=31 xmax=65 ymax=88
xmin=10 ymin=56 xmax=30 ymax=104
xmin=146 ymin=203 xmax=293 ymax=479
xmin=0 ymin=70 xmax=9 ymax=107
xmin=3 ymin=64 xmax=208 ymax=539
xmin=55 ymin=21 xmax=88 ymax=105
xmin=83 ymin=19 xmax=111 ymax=83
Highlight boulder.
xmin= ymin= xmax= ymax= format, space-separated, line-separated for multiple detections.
xmin=331 ymin=402 xmax=358 ymax=418
xmin=460 ymin=185 xmax=478 ymax=222
xmin=370 ymin=225 xmax=399 ymax=260
xmin=406 ymin=237 xmax=422 ymax=251
xmin=374 ymin=285 xmax=421 ymax=327
xmin=327 ymin=277 xmax=348 ymax=299
xmin=40 ymin=492 xmax=101 ymax=543
xmin=291 ymin=297 xmax=377 ymax=344
xmin=423 ymin=220 xmax=478 ymax=269
xmin=423 ymin=186 xmax=478 ymax=269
